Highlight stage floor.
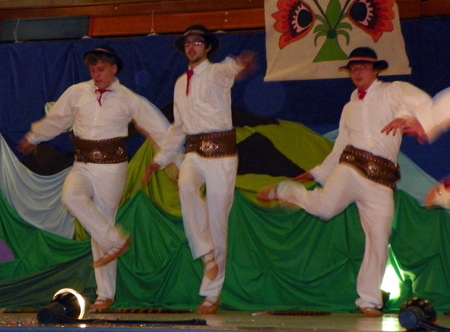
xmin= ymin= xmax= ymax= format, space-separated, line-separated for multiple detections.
xmin=1 ymin=310 xmax=449 ymax=332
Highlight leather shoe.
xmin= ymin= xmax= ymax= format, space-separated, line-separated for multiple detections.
xmin=256 ymin=184 xmax=278 ymax=201
xmin=92 ymin=239 xmax=131 ymax=268
xmin=198 ymin=299 xmax=221 ymax=314
xmin=90 ymin=298 xmax=114 ymax=311
xmin=359 ymin=307 xmax=383 ymax=317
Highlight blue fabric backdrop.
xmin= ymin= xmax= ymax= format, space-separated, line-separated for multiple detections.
xmin=1 ymin=15 xmax=450 ymax=180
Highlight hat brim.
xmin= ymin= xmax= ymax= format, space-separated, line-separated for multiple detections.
xmin=174 ymin=32 xmax=220 ymax=57
xmin=339 ymin=60 xmax=389 ymax=72
xmin=83 ymin=49 xmax=124 ymax=73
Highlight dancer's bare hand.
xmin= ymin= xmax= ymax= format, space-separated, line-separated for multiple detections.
xmin=18 ymin=138 xmax=36 ymax=155
xmin=143 ymin=163 xmax=160 ymax=185
xmin=292 ymin=172 xmax=314 ymax=183
xmin=381 ymin=118 xmax=408 ymax=136
xmin=381 ymin=118 xmax=428 ymax=144
xmin=234 ymin=50 xmax=258 ymax=80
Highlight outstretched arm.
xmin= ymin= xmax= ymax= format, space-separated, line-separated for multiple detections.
xmin=234 ymin=50 xmax=258 ymax=80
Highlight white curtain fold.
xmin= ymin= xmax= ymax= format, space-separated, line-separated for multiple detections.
xmin=0 ymin=134 xmax=74 ymax=238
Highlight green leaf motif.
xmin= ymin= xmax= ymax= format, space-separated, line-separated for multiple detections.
xmin=337 ymin=22 xmax=352 ymax=31
xmin=337 ymin=30 xmax=351 ymax=45
xmin=314 ymin=31 xmax=328 ymax=46
xmin=316 ymin=15 xmax=327 ymax=26
xmin=311 ymin=0 xmax=353 ymax=62
xmin=313 ymin=36 xmax=348 ymax=61
xmin=326 ymin=0 xmax=343 ymax=27
xmin=314 ymin=24 xmax=328 ymax=33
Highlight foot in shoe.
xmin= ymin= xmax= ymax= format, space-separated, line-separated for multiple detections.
xmin=90 ymin=298 xmax=115 ymax=311
xmin=198 ymin=298 xmax=221 ymax=314
xmin=256 ymin=184 xmax=278 ymax=201
xmin=92 ymin=238 xmax=131 ymax=268
xmin=203 ymin=252 xmax=218 ymax=281
xmin=359 ymin=307 xmax=383 ymax=317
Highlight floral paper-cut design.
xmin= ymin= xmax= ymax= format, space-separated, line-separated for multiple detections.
xmin=272 ymin=0 xmax=316 ymax=49
xmin=347 ymin=0 xmax=395 ymax=42
xmin=272 ymin=0 xmax=395 ymax=62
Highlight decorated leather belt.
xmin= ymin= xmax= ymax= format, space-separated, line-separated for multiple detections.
xmin=185 ymin=129 xmax=237 ymax=158
xmin=70 ymin=136 xmax=128 ymax=164
xmin=339 ymin=145 xmax=400 ymax=190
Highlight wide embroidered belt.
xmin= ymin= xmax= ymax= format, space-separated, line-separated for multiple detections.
xmin=185 ymin=129 xmax=237 ymax=158
xmin=70 ymin=136 xmax=128 ymax=164
xmin=339 ymin=145 xmax=400 ymax=190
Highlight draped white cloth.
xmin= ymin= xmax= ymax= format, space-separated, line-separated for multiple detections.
xmin=0 ymin=134 xmax=75 ymax=238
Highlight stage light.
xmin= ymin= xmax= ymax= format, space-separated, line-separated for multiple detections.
xmin=37 ymin=288 xmax=207 ymax=327
xmin=381 ymin=263 xmax=400 ymax=299
xmin=398 ymin=298 xmax=450 ymax=331
xmin=37 ymin=288 xmax=86 ymax=324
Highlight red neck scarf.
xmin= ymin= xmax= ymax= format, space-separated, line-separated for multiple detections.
xmin=95 ymin=89 xmax=111 ymax=106
xmin=357 ymin=89 xmax=366 ymax=100
xmin=186 ymin=70 xmax=194 ymax=95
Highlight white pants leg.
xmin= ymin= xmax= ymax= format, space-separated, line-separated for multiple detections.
xmin=354 ymin=185 xmax=393 ymax=309
xmin=277 ymin=165 xmax=359 ymax=220
xmin=178 ymin=153 xmax=238 ymax=299
xmin=61 ymin=162 xmax=128 ymax=299
xmin=277 ymin=165 xmax=393 ymax=309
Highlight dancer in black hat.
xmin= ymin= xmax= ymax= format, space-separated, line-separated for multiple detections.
xmin=144 ymin=25 xmax=256 ymax=314
xmin=258 ymin=47 xmax=432 ymax=317
xmin=19 ymin=45 xmax=173 ymax=311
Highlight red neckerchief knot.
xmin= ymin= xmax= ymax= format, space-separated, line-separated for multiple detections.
xmin=186 ymin=70 xmax=194 ymax=96
xmin=95 ymin=89 xmax=111 ymax=106
xmin=358 ymin=89 xmax=366 ymax=100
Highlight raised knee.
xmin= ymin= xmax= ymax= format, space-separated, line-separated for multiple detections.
xmin=315 ymin=210 xmax=334 ymax=221
xmin=61 ymin=191 xmax=89 ymax=210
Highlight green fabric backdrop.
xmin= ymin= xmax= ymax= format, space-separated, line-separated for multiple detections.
xmin=1 ymin=121 xmax=450 ymax=314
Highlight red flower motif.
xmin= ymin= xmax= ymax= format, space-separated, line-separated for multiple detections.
xmin=346 ymin=0 xmax=395 ymax=42
xmin=272 ymin=0 xmax=316 ymax=49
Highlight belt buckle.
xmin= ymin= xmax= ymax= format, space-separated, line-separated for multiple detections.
xmin=366 ymin=162 xmax=379 ymax=176
xmin=88 ymin=149 xmax=105 ymax=162
xmin=200 ymin=140 xmax=219 ymax=154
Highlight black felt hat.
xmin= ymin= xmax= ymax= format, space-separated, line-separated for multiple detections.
xmin=339 ymin=47 xmax=389 ymax=71
xmin=83 ymin=46 xmax=124 ymax=73
xmin=174 ymin=25 xmax=220 ymax=57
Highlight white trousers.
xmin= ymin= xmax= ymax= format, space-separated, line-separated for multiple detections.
xmin=178 ymin=153 xmax=238 ymax=299
xmin=278 ymin=165 xmax=394 ymax=309
xmin=61 ymin=162 xmax=128 ymax=300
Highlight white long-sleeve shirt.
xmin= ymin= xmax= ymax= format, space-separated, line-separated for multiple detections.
xmin=415 ymin=86 xmax=450 ymax=142
xmin=26 ymin=79 xmax=169 ymax=148
xmin=311 ymin=80 xmax=432 ymax=185
xmin=154 ymin=57 xmax=243 ymax=168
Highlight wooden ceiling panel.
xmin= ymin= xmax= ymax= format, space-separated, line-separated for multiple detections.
xmin=0 ymin=0 xmax=449 ymax=40
xmin=396 ymin=0 xmax=421 ymax=19
xmin=421 ymin=0 xmax=450 ymax=16
xmin=90 ymin=8 xmax=265 ymax=37
xmin=0 ymin=0 xmax=264 ymax=20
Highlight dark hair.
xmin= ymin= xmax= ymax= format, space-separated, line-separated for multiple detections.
xmin=174 ymin=25 xmax=220 ymax=59
xmin=83 ymin=46 xmax=124 ymax=73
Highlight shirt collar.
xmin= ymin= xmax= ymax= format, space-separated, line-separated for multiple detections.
xmin=93 ymin=78 xmax=119 ymax=91
xmin=352 ymin=79 xmax=380 ymax=100
xmin=189 ymin=59 xmax=210 ymax=75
